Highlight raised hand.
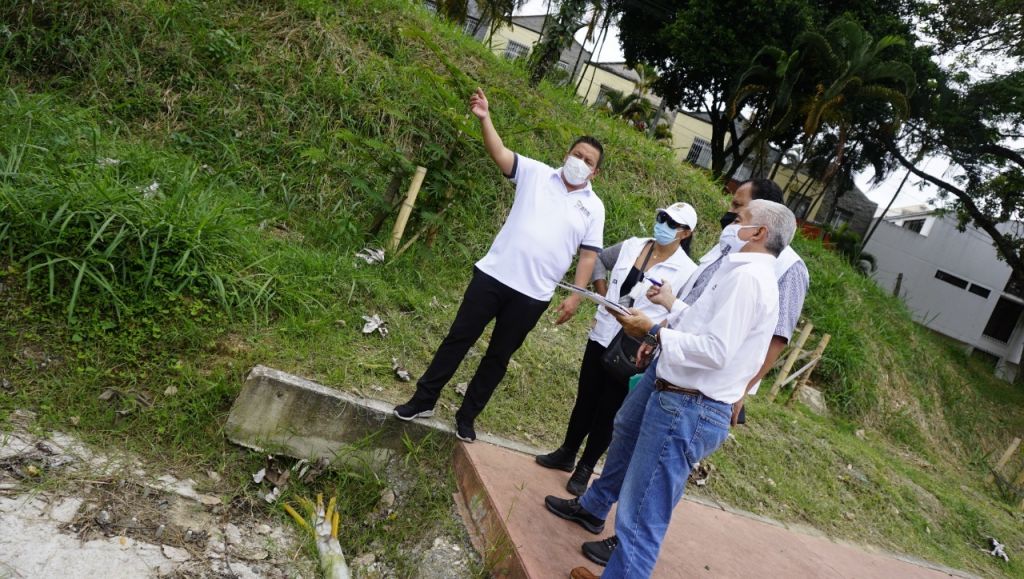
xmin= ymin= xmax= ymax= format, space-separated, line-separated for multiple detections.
xmin=469 ymin=87 xmax=490 ymax=120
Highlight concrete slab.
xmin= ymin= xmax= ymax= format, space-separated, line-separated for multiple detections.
xmin=226 ymin=365 xmax=554 ymax=465
xmin=456 ymin=441 xmax=971 ymax=579
xmin=225 ymin=365 xmax=450 ymax=466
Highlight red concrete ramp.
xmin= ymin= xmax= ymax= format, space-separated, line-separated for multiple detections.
xmin=453 ymin=441 xmax=969 ymax=579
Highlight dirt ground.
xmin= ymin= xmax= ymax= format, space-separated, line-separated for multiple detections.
xmin=0 ymin=409 xmax=480 ymax=578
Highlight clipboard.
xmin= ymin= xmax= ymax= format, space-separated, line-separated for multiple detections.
xmin=556 ymin=281 xmax=631 ymax=315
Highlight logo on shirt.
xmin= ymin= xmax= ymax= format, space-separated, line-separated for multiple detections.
xmin=574 ymin=200 xmax=591 ymax=219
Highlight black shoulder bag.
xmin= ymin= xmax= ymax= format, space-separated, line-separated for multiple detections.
xmin=601 ymin=242 xmax=657 ymax=382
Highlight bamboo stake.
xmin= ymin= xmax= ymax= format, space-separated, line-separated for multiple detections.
xmin=393 ymin=203 xmax=452 ymax=260
xmin=786 ymin=333 xmax=830 ymax=407
xmin=388 ymin=166 xmax=427 ymax=254
xmin=986 ymin=437 xmax=1021 ymax=483
xmin=1012 ymin=462 xmax=1024 ymax=488
xmin=769 ymin=322 xmax=813 ymax=401
xmin=778 ymin=355 xmax=821 ymax=389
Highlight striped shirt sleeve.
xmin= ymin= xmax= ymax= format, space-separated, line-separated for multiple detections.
xmin=774 ymin=261 xmax=809 ymax=340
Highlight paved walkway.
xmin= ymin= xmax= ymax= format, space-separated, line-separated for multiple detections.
xmin=455 ymin=440 xmax=971 ymax=579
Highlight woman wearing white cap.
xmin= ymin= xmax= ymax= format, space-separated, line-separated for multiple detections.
xmin=537 ymin=202 xmax=699 ymax=495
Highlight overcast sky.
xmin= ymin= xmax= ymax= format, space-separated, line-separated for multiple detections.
xmin=512 ymin=0 xmax=945 ymax=212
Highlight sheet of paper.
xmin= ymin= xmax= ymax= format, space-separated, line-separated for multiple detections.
xmin=556 ymin=281 xmax=631 ymax=315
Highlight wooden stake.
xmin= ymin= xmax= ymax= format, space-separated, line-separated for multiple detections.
xmin=769 ymin=322 xmax=813 ymax=401
xmin=393 ymin=203 xmax=452 ymax=260
xmin=787 ymin=333 xmax=830 ymax=407
xmin=1012 ymin=462 xmax=1024 ymax=488
xmin=986 ymin=437 xmax=1021 ymax=483
xmin=388 ymin=166 xmax=427 ymax=254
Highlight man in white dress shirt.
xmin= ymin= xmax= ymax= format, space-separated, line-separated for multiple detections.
xmin=545 ymin=200 xmax=797 ymax=579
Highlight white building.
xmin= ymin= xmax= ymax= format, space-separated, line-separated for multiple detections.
xmin=864 ymin=205 xmax=1024 ymax=381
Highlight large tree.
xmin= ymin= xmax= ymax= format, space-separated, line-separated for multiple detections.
xmin=610 ymin=0 xmax=923 ymax=180
xmin=887 ymin=1 xmax=1024 ymax=281
xmin=609 ymin=0 xmax=814 ymax=178
xmin=745 ymin=18 xmax=915 ymax=210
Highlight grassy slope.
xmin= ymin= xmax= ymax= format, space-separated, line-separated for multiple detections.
xmin=2 ymin=0 xmax=1024 ymax=575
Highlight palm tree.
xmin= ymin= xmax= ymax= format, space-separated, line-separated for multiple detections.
xmin=733 ymin=17 xmax=916 ymax=202
xmin=731 ymin=43 xmax=810 ymax=179
xmin=529 ymin=0 xmax=609 ymax=87
xmin=796 ymin=17 xmax=916 ymax=194
xmin=473 ymin=0 xmax=528 ymax=38
xmin=594 ymin=88 xmax=656 ymax=131
xmin=434 ymin=0 xmax=469 ymax=25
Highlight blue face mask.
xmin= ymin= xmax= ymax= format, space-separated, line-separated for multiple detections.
xmin=653 ymin=221 xmax=678 ymax=245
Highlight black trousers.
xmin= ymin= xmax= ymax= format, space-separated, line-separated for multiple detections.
xmin=411 ymin=267 xmax=550 ymax=424
xmin=561 ymin=339 xmax=630 ymax=469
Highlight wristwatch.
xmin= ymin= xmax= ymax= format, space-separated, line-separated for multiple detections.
xmin=642 ymin=323 xmax=661 ymax=348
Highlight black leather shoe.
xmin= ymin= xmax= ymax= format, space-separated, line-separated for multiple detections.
xmin=535 ymin=447 xmax=576 ymax=472
xmin=582 ymin=535 xmax=618 ymax=567
xmin=544 ymin=495 xmax=605 ymax=534
xmin=566 ymin=463 xmax=594 ymax=496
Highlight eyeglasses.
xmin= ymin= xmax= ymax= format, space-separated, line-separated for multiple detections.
xmin=656 ymin=212 xmax=688 ymax=230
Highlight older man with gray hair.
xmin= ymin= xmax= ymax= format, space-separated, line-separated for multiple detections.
xmin=545 ymin=200 xmax=797 ymax=579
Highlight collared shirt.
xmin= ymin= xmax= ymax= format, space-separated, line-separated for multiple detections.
xmin=656 ymin=252 xmax=779 ymax=404
xmin=675 ymin=244 xmax=808 ymax=340
xmin=588 ymin=237 xmax=698 ymax=347
xmin=475 ymin=154 xmax=605 ymax=301
xmin=680 ymin=247 xmax=731 ymax=306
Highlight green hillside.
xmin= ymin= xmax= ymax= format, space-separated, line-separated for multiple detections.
xmin=2 ymin=0 xmax=1024 ymax=575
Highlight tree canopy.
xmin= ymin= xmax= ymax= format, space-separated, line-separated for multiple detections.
xmin=606 ymin=0 xmax=927 ymax=181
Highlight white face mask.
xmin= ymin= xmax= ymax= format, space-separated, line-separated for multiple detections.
xmin=719 ymin=223 xmax=760 ymax=254
xmin=562 ymin=155 xmax=592 ymax=186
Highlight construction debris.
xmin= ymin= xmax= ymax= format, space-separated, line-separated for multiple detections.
xmin=355 ymin=247 xmax=386 ymax=265
xmin=688 ymin=462 xmax=714 ymax=487
xmin=361 ymin=315 xmax=388 ymax=337
xmin=392 ymin=358 xmax=412 ymax=382
xmin=990 ymin=537 xmax=1009 ymax=562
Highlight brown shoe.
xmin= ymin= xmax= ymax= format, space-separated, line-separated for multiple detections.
xmin=569 ymin=567 xmax=600 ymax=579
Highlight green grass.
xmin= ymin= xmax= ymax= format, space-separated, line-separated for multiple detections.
xmin=2 ymin=0 xmax=1024 ymax=576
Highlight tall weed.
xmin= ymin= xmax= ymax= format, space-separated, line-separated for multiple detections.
xmin=0 ymin=91 xmax=304 ymax=321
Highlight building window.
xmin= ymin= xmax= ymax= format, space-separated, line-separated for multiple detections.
xmin=685 ymin=137 xmax=712 ymax=169
xmin=504 ymin=41 xmax=528 ymax=61
xmin=595 ymin=84 xmax=614 ymax=106
xmin=464 ymin=18 xmax=480 ymax=36
xmin=830 ymin=208 xmax=853 ymax=229
xmin=903 ymin=218 xmax=925 ymax=233
xmin=935 ymin=270 xmax=969 ymax=289
xmin=983 ymin=297 xmax=1024 ymax=342
xmin=557 ymin=61 xmax=571 ymax=71
xmin=968 ymin=283 xmax=991 ymax=298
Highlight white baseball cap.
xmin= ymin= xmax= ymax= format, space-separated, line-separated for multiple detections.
xmin=657 ymin=202 xmax=698 ymax=229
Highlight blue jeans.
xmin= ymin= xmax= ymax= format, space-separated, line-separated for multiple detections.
xmin=579 ymin=357 xmax=732 ymax=578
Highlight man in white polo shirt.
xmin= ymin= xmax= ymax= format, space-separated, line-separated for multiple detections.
xmin=394 ymin=87 xmax=605 ymax=443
